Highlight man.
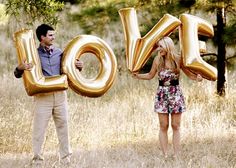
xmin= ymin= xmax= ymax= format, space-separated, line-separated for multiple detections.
xmin=14 ymin=24 xmax=83 ymax=167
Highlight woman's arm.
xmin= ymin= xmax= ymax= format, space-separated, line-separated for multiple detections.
xmin=133 ymin=56 xmax=159 ymax=80
xmin=180 ymin=57 xmax=203 ymax=81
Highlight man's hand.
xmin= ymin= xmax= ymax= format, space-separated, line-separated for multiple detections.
xmin=196 ymin=74 xmax=203 ymax=82
xmin=17 ymin=60 xmax=33 ymax=71
xmin=75 ymin=59 xmax=83 ymax=71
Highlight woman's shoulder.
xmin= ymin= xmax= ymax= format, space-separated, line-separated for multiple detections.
xmin=153 ymin=55 xmax=162 ymax=67
xmin=154 ymin=55 xmax=161 ymax=62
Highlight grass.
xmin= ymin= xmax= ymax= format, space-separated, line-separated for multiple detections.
xmin=0 ymin=7 xmax=235 ymax=168
xmin=0 ymin=71 xmax=235 ymax=168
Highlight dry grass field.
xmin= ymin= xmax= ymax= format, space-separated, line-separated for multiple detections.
xmin=0 ymin=8 xmax=235 ymax=168
xmin=0 ymin=68 xmax=235 ymax=168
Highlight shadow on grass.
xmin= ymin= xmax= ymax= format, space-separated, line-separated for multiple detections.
xmin=0 ymin=136 xmax=235 ymax=168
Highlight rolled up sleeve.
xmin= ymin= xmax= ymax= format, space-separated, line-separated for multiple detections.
xmin=14 ymin=67 xmax=24 ymax=78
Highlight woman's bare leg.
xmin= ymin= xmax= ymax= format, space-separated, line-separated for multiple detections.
xmin=171 ymin=113 xmax=182 ymax=157
xmin=158 ymin=113 xmax=169 ymax=157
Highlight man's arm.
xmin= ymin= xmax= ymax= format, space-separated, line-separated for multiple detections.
xmin=75 ymin=59 xmax=83 ymax=71
xmin=14 ymin=67 xmax=24 ymax=78
xmin=14 ymin=60 xmax=33 ymax=78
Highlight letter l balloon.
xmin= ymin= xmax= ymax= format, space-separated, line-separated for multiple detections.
xmin=13 ymin=29 xmax=68 ymax=96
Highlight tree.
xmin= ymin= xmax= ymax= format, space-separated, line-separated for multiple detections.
xmin=216 ymin=2 xmax=227 ymax=96
xmin=195 ymin=0 xmax=236 ymax=96
xmin=4 ymin=0 xmax=64 ymax=25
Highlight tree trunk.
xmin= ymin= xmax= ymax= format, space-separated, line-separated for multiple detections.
xmin=216 ymin=7 xmax=227 ymax=96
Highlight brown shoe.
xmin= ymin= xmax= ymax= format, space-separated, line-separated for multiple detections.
xmin=31 ymin=155 xmax=44 ymax=168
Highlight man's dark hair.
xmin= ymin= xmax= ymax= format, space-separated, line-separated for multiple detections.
xmin=36 ymin=24 xmax=54 ymax=42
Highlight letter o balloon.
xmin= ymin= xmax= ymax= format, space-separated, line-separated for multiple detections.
xmin=62 ymin=35 xmax=117 ymax=97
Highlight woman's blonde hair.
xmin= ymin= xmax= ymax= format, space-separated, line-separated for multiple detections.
xmin=156 ymin=36 xmax=180 ymax=73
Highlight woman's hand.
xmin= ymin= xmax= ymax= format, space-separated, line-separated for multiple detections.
xmin=132 ymin=72 xmax=139 ymax=79
xmin=196 ymin=74 xmax=203 ymax=82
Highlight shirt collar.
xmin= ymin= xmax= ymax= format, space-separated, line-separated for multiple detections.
xmin=39 ymin=44 xmax=54 ymax=55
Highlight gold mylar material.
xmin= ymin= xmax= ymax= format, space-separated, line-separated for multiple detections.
xmin=179 ymin=14 xmax=217 ymax=81
xmin=13 ymin=29 xmax=68 ymax=96
xmin=119 ymin=8 xmax=181 ymax=72
xmin=62 ymin=35 xmax=117 ymax=97
xmin=199 ymin=40 xmax=207 ymax=53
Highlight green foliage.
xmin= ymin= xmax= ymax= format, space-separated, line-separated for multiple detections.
xmin=224 ymin=22 xmax=236 ymax=45
xmin=69 ymin=0 xmax=236 ymax=46
xmin=5 ymin=0 xmax=64 ymax=25
xmin=0 ymin=4 xmax=9 ymax=25
xmin=70 ymin=0 xmax=137 ymax=34
xmin=56 ymin=0 xmax=84 ymax=4
xmin=135 ymin=0 xmax=196 ymax=36
xmin=69 ymin=0 xmax=196 ymax=35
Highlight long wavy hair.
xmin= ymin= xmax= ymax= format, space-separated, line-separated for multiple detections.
xmin=156 ymin=36 xmax=180 ymax=73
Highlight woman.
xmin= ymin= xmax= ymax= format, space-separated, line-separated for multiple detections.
xmin=133 ymin=36 xmax=202 ymax=158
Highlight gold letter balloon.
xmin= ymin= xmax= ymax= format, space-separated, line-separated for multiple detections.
xmin=14 ymin=30 xmax=117 ymax=97
xmin=119 ymin=8 xmax=181 ymax=72
xmin=179 ymin=14 xmax=217 ymax=81
xmin=14 ymin=10 xmax=217 ymax=96
xmin=62 ymin=35 xmax=117 ymax=97
xmin=13 ymin=29 xmax=68 ymax=96
xmin=119 ymin=8 xmax=217 ymax=81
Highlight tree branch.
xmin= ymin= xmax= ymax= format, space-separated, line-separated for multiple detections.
xmin=200 ymin=53 xmax=218 ymax=57
xmin=200 ymin=53 xmax=236 ymax=61
xmin=226 ymin=55 xmax=236 ymax=60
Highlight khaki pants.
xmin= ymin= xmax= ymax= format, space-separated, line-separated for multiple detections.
xmin=33 ymin=90 xmax=72 ymax=159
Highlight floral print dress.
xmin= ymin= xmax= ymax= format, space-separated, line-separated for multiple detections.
xmin=154 ymin=68 xmax=185 ymax=114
